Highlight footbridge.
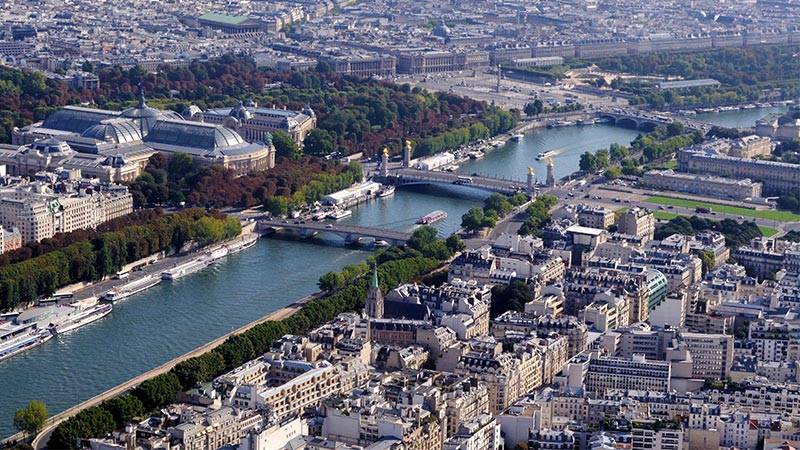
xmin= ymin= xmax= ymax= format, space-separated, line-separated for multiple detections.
xmin=382 ymin=168 xmax=532 ymax=195
xmin=257 ymin=219 xmax=412 ymax=246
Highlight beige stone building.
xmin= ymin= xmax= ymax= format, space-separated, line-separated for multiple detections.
xmin=618 ymin=207 xmax=655 ymax=242
xmin=642 ymin=169 xmax=762 ymax=201
xmin=196 ymin=102 xmax=317 ymax=145
xmin=0 ymin=184 xmax=133 ymax=243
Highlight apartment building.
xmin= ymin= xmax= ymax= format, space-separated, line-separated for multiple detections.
xmin=169 ymin=406 xmax=263 ymax=450
xmin=577 ymin=205 xmax=615 ymax=229
xmin=253 ymin=361 xmax=369 ymax=420
xmin=632 ymin=421 xmax=683 ymax=450
xmin=493 ymin=313 xmax=588 ymax=358
xmin=455 ymin=343 xmax=543 ymax=414
xmin=0 ymin=184 xmax=133 ymax=243
xmin=322 ymin=394 xmax=442 ymax=450
xmin=436 ymin=376 xmax=491 ymax=438
xmin=618 ymin=208 xmax=655 ymax=242
xmin=564 ymin=267 xmax=651 ymax=324
xmin=678 ymin=333 xmax=734 ymax=380
xmin=443 ymin=414 xmax=501 ymax=450
xmin=563 ymin=353 xmax=671 ymax=394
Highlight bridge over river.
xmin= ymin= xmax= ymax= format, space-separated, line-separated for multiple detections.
xmin=594 ymin=107 xmax=712 ymax=133
xmin=256 ymin=219 xmax=412 ymax=246
xmin=381 ymin=168 xmax=533 ymax=195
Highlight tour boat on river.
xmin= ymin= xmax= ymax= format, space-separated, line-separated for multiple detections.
xmin=417 ymin=210 xmax=448 ymax=225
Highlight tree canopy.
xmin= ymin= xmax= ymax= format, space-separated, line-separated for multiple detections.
xmin=13 ymin=401 xmax=48 ymax=435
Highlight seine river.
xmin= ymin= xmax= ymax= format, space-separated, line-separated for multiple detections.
xmin=693 ymin=105 xmax=787 ymax=129
xmin=0 ymin=109 xmax=777 ymax=438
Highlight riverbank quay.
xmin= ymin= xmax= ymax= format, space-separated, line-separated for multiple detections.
xmin=4 ymin=289 xmax=322 ymax=449
xmin=20 ymin=247 xmax=444 ymax=449
xmin=40 ymin=223 xmax=258 ymax=304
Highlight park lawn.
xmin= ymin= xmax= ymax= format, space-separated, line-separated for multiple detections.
xmin=759 ymin=226 xmax=779 ymax=237
xmin=645 ymin=159 xmax=678 ymax=170
xmin=645 ymin=195 xmax=800 ymax=222
xmin=653 ymin=211 xmax=680 ymax=221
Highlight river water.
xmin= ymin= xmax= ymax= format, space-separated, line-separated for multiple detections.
xmin=0 ymin=109 xmax=774 ymax=438
xmin=693 ymin=106 xmax=787 ymax=129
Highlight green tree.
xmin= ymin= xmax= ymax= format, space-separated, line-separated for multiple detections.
xmin=461 ymin=207 xmax=488 ymax=232
xmin=191 ymin=216 xmax=225 ymax=246
xmin=483 ymin=193 xmax=513 ymax=217
xmin=609 ymin=143 xmax=629 ymax=161
xmin=698 ymin=249 xmax=716 ymax=275
xmin=408 ymin=226 xmax=439 ymax=252
xmin=490 ymin=280 xmax=533 ymax=318
xmin=263 ymin=196 xmax=290 ymax=217
xmin=318 ymin=271 xmax=344 ymax=291
xmin=13 ymin=400 xmax=48 ymax=435
xmin=303 ymin=129 xmax=335 ymax=156
xmin=523 ymin=99 xmax=543 ymax=117
xmin=408 ymin=226 xmax=453 ymax=260
xmin=101 ymin=395 xmax=144 ymax=427
xmin=131 ymin=373 xmax=182 ymax=411
xmin=167 ymin=153 xmax=196 ymax=179
xmin=604 ymin=166 xmax=622 ymax=180
xmin=272 ymin=130 xmax=301 ymax=160
xmin=445 ymin=235 xmax=466 ymax=253
xmin=579 ymin=152 xmax=597 ymax=172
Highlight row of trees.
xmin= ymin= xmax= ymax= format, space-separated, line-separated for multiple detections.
xmin=596 ymin=45 xmax=800 ymax=87
xmin=654 ymin=215 xmax=763 ymax=249
xmin=0 ymin=210 xmax=170 ymax=268
xmin=578 ymin=124 xmax=699 ymax=181
xmin=596 ymin=45 xmax=800 ymax=108
xmin=96 ymin=56 xmax=512 ymax=159
xmin=414 ymin=110 xmax=518 ymax=157
xmin=3 ymin=53 xmax=518 ymax=167
xmin=461 ymin=193 xmax=529 ymax=232
xmin=523 ymin=99 xmax=584 ymax=117
xmin=631 ymin=123 xmax=701 ymax=162
xmin=518 ymin=195 xmax=558 ymax=236
xmin=627 ymin=85 xmax=760 ymax=109
xmin=777 ymin=187 xmax=800 ymax=214
xmin=129 ymin=153 xmax=361 ymax=210
xmin=48 ymin=231 xmax=457 ymax=449
xmin=0 ymin=209 xmax=240 ymax=312
xmin=262 ymin=161 xmax=363 ymax=216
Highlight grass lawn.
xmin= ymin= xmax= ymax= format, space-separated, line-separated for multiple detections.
xmin=758 ymin=226 xmax=779 ymax=237
xmin=645 ymin=160 xmax=678 ymax=170
xmin=645 ymin=195 xmax=800 ymax=222
xmin=653 ymin=211 xmax=680 ymax=221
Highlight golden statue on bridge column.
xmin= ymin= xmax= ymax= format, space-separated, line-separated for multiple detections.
xmin=403 ymin=139 xmax=413 ymax=168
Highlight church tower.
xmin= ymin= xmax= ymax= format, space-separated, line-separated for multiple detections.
xmin=364 ymin=264 xmax=384 ymax=319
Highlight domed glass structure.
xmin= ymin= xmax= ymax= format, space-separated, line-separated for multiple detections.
xmin=144 ymin=119 xmax=246 ymax=151
xmin=81 ymin=119 xmax=143 ymax=144
xmin=120 ymin=88 xmax=183 ymax=137
xmin=40 ymin=106 xmax=117 ymax=134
